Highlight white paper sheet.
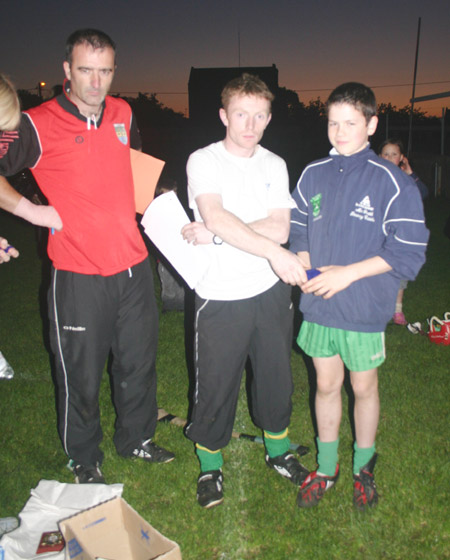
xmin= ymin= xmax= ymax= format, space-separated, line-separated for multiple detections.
xmin=141 ymin=191 xmax=211 ymax=289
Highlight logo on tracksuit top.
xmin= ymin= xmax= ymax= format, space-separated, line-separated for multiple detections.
xmin=310 ymin=193 xmax=322 ymax=219
xmin=350 ymin=196 xmax=375 ymax=222
xmin=114 ymin=123 xmax=128 ymax=145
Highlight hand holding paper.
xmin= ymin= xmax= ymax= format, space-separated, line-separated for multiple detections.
xmin=181 ymin=221 xmax=214 ymax=245
xmin=141 ymin=191 xmax=211 ymax=289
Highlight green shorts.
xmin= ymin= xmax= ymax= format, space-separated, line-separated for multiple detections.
xmin=297 ymin=321 xmax=385 ymax=372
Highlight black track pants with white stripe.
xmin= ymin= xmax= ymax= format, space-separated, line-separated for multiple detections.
xmin=48 ymin=258 xmax=159 ymax=466
xmin=186 ymin=281 xmax=294 ymax=450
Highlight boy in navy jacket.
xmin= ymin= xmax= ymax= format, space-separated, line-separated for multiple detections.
xmin=290 ymin=82 xmax=428 ymax=510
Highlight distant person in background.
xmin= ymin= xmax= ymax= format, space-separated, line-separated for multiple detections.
xmin=154 ymin=177 xmax=186 ymax=312
xmin=379 ymin=138 xmax=428 ymax=325
xmin=0 ymin=30 xmax=174 ymax=485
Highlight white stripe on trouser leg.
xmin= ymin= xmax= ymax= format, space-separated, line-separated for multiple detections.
xmin=193 ymin=299 xmax=209 ymax=405
xmin=185 ymin=298 xmax=209 ymax=435
xmin=52 ymin=269 xmax=71 ymax=457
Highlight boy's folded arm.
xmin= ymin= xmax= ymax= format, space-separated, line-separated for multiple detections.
xmin=344 ymin=256 xmax=392 ymax=283
xmin=303 ymin=257 xmax=392 ymax=299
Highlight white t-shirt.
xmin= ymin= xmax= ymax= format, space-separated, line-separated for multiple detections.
xmin=187 ymin=141 xmax=294 ymax=300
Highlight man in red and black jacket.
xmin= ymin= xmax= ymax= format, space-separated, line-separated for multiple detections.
xmin=0 ymin=29 xmax=174 ymax=483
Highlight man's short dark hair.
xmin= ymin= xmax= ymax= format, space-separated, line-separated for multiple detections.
xmin=65 ymin=29 xmax=116 ymax=65
xmin=221 ymin=73 xmax=274 ymax=110
xmin=327 ymin=82 xmax=377 ymax=123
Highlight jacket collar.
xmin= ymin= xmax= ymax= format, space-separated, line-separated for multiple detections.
xmin=56 ymin=79 xmax=106 ymax=128
xmin=329 ymin=144 xmax=375 ymax=170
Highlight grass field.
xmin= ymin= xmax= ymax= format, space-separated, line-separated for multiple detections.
xmin=0 ymin=199 xmax=449 ymax=559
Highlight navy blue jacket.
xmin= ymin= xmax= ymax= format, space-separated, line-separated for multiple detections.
xmin=290 ymin=146 xmax=429 ymax=332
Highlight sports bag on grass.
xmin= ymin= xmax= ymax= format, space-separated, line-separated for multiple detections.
xmin=427 ymin=314 xmax=450 ymax=346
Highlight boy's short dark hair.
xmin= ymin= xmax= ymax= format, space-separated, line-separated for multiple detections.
xmin=65 ymin=29 xmax=116 ymax=65
xmin=221 ymin=73 xmax=274 ymax=110
xmin=327 ymin=82 xmax=377 ymax=123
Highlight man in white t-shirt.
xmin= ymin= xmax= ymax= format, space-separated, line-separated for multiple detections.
xmin=181 ymin=73 xmax=308 ymax=508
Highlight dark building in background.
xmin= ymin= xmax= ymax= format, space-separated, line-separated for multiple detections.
xmin=188 ymin=65 xmax=279 ymax=124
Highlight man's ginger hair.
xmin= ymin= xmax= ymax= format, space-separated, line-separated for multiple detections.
xmin=221 ymin=73 xmax=274 ymax=110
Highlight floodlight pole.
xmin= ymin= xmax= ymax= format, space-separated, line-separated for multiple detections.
xmin=407 ymin=17 xmax=421 ymax=157
xmin=238 ymin=24 xmax=241 ymax=67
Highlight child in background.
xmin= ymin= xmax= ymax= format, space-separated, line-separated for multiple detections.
xmin=379 ymin=138 xmax=428 ymax=325
xmin=290 ymin=83 xmax=428 ymax=510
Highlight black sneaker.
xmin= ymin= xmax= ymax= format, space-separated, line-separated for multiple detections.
xmin=132 ymin=438 xmax=175 ymax=463
xmin=265 ymin=451 xmax=309 ymax=485
xmin=297 ymin=465 xmax=340 ymax=508
xmin=68 ymin=460 xmax=106 ymax=484
xmin=197 ymin=469 xmax=224 ymax=509
xmin=353 ymin=453 xmax=378 ymax=511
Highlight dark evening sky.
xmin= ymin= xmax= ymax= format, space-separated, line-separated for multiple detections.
xmin=2 ymin=0 xmax=449 ymax=116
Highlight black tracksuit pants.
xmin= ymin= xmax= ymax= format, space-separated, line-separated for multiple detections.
xmin=186 ymin=281 xmax=294 ymax=450
xmin=48 ymin=258 xmax=158 ymax=466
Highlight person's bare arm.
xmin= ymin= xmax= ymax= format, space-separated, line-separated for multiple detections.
xmin=182 ymin=193 xmax=307 ymax=285
xmin=302 ymin=256 xmax=392 ymax=299
xmin=0 ymin=176 xmax=63 ymax=230
xmin=181 ymin=207 xmax=290 ymax=246
xmin=247 ymin=208 xmax=290 ymax=244
xmin=0 ymin=176 xmax=22 ymax=212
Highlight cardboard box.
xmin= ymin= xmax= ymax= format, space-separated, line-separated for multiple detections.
xmin=59 ymin=496 xmax=181 ymax=560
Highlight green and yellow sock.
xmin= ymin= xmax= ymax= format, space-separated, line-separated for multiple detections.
xmin=264 ymin=429 xmax=290 ymax=458
xmin=317 ymin=437 xmax=339 ymax=477
xmin=196 ymin=444 xmax=223 ymax=472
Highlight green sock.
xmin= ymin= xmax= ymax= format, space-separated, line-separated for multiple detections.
xmin=317 ymin=437 xmax=339 ymax=477
xmin=264 ymin=429 xmax=290 ymax=458
xmin=196 ymin=444 xmax=223 ymax=472
xmin=353 ymin=442 xmax=376 ymax=474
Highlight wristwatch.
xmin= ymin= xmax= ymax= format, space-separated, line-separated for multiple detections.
xmin=213 ymin=235 xmax=223 ymax=245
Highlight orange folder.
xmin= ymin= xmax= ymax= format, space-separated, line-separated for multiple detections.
xmin=130 ymin=148 xmax=165 ymax=214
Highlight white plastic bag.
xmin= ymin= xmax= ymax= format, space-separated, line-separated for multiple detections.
xmin=0 ymin=480 xmax=123 ymax=560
